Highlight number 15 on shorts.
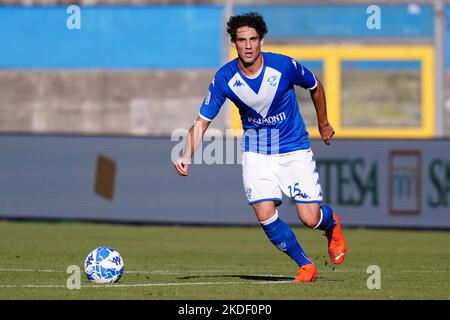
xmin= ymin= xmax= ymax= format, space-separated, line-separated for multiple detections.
xmin=288 ymin=182 xmax=301 ymax=198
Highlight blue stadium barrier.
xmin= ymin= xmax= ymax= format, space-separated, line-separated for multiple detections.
xmin=0 ymin=5 xmax=224 ymax=68
xmin=1 ymin=4 xmax=449 ymax=68
xmin=234 ymin=4 xmax=433 ymax=39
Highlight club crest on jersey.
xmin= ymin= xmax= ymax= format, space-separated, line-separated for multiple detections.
xmin=267 ymin=75 xmax=278 ymax=87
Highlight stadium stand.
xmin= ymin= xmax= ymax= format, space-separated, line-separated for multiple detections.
xmin=0 ymin=0 xmax=448 ymax=136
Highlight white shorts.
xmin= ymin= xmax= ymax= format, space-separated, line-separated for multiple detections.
xmin=242 ymin=149 xmax=323 ymax=205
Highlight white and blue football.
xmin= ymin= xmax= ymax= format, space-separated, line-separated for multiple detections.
xmin=84 ymin=246 xmax=124 ymax=284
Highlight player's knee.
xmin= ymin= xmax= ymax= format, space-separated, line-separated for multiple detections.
xmin=253 ymin=203 xmax=277 ymax=223
xmin=257 ymin=209 xmax=277 ymax=223
xmin=302 ymin=217 xmax=319 ymax=229
xmin=298 ymin=207 xmax=321 ymax=228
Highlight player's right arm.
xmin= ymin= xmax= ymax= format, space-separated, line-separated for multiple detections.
xmin=174 ymin=74 xmax=226 ymax=176
xmin=174 ymin=117 xmax=211 ymax=176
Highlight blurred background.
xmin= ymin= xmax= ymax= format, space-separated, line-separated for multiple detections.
xmin=0 ymin=0 xmax=449 ymax=229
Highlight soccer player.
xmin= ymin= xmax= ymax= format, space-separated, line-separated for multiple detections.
xmin=174 ymin=12 xmax=346 ymax=282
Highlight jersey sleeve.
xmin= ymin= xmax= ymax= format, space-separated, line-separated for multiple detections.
xmin=198 ymin=75 xmax=227 ymax=122
xmin=287 ymin=57 xmax=318 ymax=90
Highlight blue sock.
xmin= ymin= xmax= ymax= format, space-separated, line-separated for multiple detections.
xmin=261 ymin=210 xmax=312 ymax=267
xmin=314 ymin=205 xmax=336 ymax=232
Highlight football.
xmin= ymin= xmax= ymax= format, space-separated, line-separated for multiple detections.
xmin=84 ymin=246 xmax=124 ymax=284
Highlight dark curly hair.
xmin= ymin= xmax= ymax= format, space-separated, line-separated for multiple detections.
xmin=226 ymin=12 xmax=268 ymax=43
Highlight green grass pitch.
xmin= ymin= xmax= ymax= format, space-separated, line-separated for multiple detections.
xmin=0 ymin=220 xmax=449 ymax=300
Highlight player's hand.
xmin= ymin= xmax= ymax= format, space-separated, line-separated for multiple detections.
xmin=174 ymin=157 xmax=191 ymax=176
xmin=319 ymin=122 xmax=335 ymax=145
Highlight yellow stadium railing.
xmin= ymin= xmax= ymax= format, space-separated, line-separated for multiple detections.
xmin=228 ymin=45 xmax=435 ymax=138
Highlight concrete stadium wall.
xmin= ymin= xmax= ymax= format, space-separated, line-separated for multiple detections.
xmin=0 ymin=135 xmax=449 ymax=229
xmin=2 ymin=69 xmax=449 ymax=137
xmin=0 ymin=70 xmax=228 ymax=135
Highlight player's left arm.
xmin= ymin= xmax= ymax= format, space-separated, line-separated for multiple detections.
xmin=310 ymin=78 xmax=335 ymax=145
xmin=288 ymin=57 xmax=335 ymax=145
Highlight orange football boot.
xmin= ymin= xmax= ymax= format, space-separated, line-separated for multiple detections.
xmin=324 ymin=213 xmax=347 ymax=265
xmin=293 ymin=263 xmax=317 ymax=283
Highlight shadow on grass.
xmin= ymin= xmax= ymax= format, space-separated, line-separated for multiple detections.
xmin=177 ymin=274 xmax=293 ymax=281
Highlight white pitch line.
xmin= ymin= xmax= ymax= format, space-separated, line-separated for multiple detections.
xmin=0 ymin=284 xmax=66 ymax=288
xmin=0 ymin=267 xmax=289 ymax=276
xmin=0 ymin=268 xmax=62 ymax=273
xmin=0 ymin=268 xmax=183 ymax=274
